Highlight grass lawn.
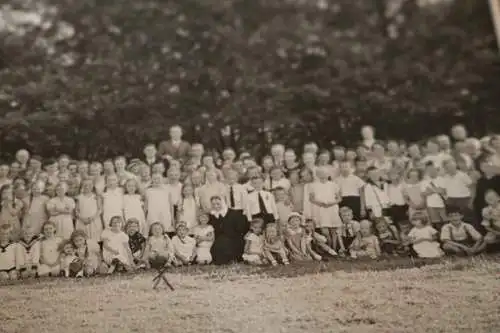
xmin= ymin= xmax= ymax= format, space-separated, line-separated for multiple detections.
xmin=1 ymin=256 xmax=499 ymax=333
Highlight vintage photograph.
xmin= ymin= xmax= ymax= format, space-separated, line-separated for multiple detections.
xmin=0 ymin=0 xmax=499 ymax=332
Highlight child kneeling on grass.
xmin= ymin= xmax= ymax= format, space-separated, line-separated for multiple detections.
xmin=349 ymin=220 xmax=381 ymax=259
xmin=171 ymin=222 xmax=196 ymax=266
xmin=263 ymin=223 xmax=289 ymax=266
xmin=440 ymin=206 xmax=485 ymax=256
xmin=408 ymin=212 xmax=444 ymax=258
xmin=242 ymin=218 xmax=265 ymax=265
xmin=302 ymin=218 xmax=338 ymax=261
xmin=143 ymin=222 xmax=174 ymax=269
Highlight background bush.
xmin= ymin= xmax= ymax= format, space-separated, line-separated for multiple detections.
xmin=0 ymin=0 xmax=499 ymax=159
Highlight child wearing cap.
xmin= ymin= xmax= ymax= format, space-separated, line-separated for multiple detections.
xmin=171 ymin=222 xmax=196 ymax=266
xmin=440 ymin=206 xmax=485 ymax=256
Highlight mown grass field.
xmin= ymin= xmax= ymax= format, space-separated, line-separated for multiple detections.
xmin=1 ymin=256 xmax=499 ymax=333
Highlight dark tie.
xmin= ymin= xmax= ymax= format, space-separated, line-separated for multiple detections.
xmin=258 ymin=192 xmax=268 ymax=214
xmin=230 ymin=185 xmax=235 ymax=208
xmin=269 ymin=178 xmax=273 ymax=190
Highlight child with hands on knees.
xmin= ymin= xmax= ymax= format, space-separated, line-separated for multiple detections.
xmin=143 ymin=222 xmax=174 ymax=269
xmin=441 ymin=206 xmax=485 ymax=256
xmin=191 ymin=214 xmax=215 ymax=265
xmin=171 ymin=222 xmax=196 ymax=266
xmin=349 ymin=220 xmax=381 ymax=259
xmin=263 ymin=223 xmax=289 ymax=266
xmin=242 ymin=218 xmax=265 ymax=265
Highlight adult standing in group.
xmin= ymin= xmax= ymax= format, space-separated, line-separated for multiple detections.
xmin=158 ymin=125 xmax=191 ymax=163
xmin=208 ymin=195 xmax=247 ymax=265
xmin=360 ymin=125 xmax=377 ymax=151
xmin=15 ymin=149 xmax=30 ymax=172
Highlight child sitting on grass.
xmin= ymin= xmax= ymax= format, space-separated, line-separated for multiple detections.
xmin=349 ymin=220 xmax=381 ymax=259
xmin=481 ymin=189 xmax=500 ymax=251
xmin=17 ymin=226 xmax=41 ymax=279
xmin=143 ymin=222 xmax=174 ymax=269
xmin=0 ymin=224 xmax=19 ymax=281
xmin=58 ymin=239 xmax=83 ymax=278
xmin=263 ymin=223 xmax=289 ymax=266
xmin=338 ymin=206 xmax=360 ymax=256
xmin=192 ymin=214 xmax=215 ymax=265
xmin=284 ymin=213 xmax=311 ymax=262
xmin=101 ymin=216 xmax=134 ymax=274
xmin=440 ymin=206 xmax=485 ymax=256
xmin=125 ymin=218 xmax=147 ymax=268
xmin=374 ymin=217 xmax=401 ymax=256
xmin=171 ymin=222 xmax=196 ymax=266
xmin=38 ymin=221 xmax=63 ymax=277
xmin=399 ymin=221 xmax=413 ymax=254
xmin=302 ymin=218 xmax=338 ymax=261
xmin=408 ymin=212 xmax=444 ymax=258
xmin=242 ymin=218 xmax=265 ymax=265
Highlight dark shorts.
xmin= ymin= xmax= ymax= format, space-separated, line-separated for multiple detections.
xmin=19 ymin=265 xmax=37 ymax=272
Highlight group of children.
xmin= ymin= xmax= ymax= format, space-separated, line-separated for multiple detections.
xmin=1 ymin=124 xmax=500 ymax=281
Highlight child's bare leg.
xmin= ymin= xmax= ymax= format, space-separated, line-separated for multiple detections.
xmin=263 ymin=249 xmax=277 ymax=266
xmin=278 ymin=249 xmax=289 ymax=265
xmin=316 ymin=241 xmax=338 ymax=256
xmin=330 ymin=228 xmax=338 ymax=250
xmin=320 ymin=228 xmax=332 ymax=247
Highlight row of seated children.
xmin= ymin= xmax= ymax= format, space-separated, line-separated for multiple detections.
xmin=0 ymin=212 xmax=216 ymax=280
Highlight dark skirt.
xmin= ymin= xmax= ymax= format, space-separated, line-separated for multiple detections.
xmin=389 ymin=205 xmax=409 ymax=227
xmin=340 ymin=196 xmax=361 ymax=221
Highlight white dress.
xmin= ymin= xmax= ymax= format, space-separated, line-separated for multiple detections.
xmin=146 ymin=187 xmax=173 ymax=233
xmin=100 ymin=229 xmax=131 ymax=265
xmin=178 ymin=197 xmax=198 ymax=230
xmin=303 ymin=181 xmax=342 ymax=228
xmin=123 ymin=194 xmax=147 ymax=235
xmin=102 ymin=188 xmax=124 ymax=226
xmin=46 ymin=197 xmax=76 ymax=239
xmin=408 ymin=226 xmax=444 ymax=258
xmin=38 ymin=237 xmax=62 ymax=275
xmin=192 ymin=225 xmax=214 ymax=263
xmin=75 ymin=194 xmax=103 ymax=242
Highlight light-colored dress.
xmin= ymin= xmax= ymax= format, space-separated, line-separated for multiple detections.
xmin=101 ymin=229 xmax=131 ymax=265
xmin=192 ymin=224 xmax=214 ymax=263
xmin=303 ymin=181 xmax=342 ymax=228
xmin=178 ymin=197 xmax=198 ymax=230
xmin=285 ymin=227 xmax=310 ymax=261
xmin=123 ymin=194 xmax=147 ymax=235
xmin=47 ymin=197 xmax=75 ymax=239
xmin=408 ymin=226 xmax=444 ymax=258
xmin=242 ymin=232 xmax=264 ymax=264
xmin=145 ymin=187 xmax=174 ymax=233
xmin=23 ymin=195 xmax=49 ymax=235
xmin=146 ymin=235 xmax=174 ymax=259
xmin=38 ymin=236 xmax=62 ymax=275
xmin=75 ymin=194 xmax=103 ymax=242
xmin=403 ymin=183 xmax=426 ymax=218
xmin=101 ymin=188 xmax=124 ymax=226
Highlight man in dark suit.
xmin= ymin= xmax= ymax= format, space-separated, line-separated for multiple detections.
xmin=157 ymin=125 xmax=191 ymax=163
xmin=142 ymin=143 xmax=169 ymax=174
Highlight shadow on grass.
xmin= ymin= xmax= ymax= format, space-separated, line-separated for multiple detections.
xmin=2 ymin=253 xmax=498 ymax=289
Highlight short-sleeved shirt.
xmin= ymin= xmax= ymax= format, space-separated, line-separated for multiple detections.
xmin=443 ymin=171 xmax=472 ymax=198
xmin=441 ymin=223 xmax=481 ymax=242
xmin=336 ymin=174 xmax=365 ymax=197
xmin=420 ymin=177 xmax=446 ymax=208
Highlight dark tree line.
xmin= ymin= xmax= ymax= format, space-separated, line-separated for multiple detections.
xmin=0 ymin=0 xmax=499 ymax=159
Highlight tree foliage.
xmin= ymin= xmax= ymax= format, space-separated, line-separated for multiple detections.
xmin=0 ymin=0 xmax=499 ymax=159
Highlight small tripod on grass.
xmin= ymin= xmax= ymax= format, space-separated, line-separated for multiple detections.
xmin=150 ymin=256 xmax=175 ymax=291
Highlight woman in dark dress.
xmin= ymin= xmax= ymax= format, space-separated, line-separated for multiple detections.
xmin=473 ymin=156 xmax=500 ymax=232
xmin=208 ymin=195 xmax=248 ymax=265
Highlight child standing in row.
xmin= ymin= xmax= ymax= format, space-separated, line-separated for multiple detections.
xmin=75 ymin=179 xmax=103 ymax=242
